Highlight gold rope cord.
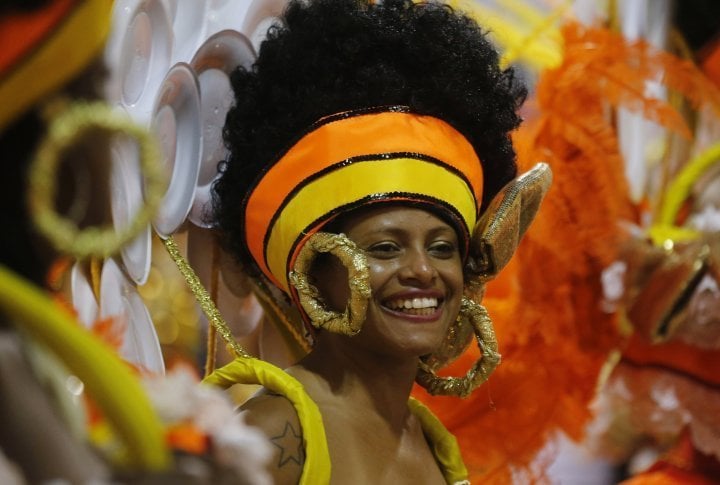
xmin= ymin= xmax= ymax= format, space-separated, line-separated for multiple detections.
xmin=162 ymin=236 xmax=250 ymax=359
xmin=204 ymin=239 xmax=221 ymax=376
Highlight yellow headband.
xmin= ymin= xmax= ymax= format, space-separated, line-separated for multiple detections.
xmin=0 ymin=0 xmax=112 ymax=132
xmin=244 ymin=108 xmax=484 ymax=292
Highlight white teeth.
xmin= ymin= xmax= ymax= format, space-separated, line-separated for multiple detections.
xmin=387 ymin=297 xmax=438 ymax=310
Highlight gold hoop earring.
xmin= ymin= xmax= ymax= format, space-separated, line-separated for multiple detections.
xmin=27 ymin=101 xmax=164 ymax=260
xmin=289 ymin=232 xmax=371 ymax=336
xmin=416 ymin=297 xmax=501 ymax=397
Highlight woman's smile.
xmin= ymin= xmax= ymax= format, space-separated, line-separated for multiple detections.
xmin=381 ymin=291 xmax=445 ymax=320
xmin=313 ymin=205 xmax=464 ymax=357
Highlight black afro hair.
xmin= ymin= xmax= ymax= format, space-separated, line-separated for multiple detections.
xmin=213 ymin=0 xmax=527 ymax=274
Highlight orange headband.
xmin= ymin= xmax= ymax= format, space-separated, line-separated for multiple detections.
xmin=244 ymin=107 xmax=484 ymax=292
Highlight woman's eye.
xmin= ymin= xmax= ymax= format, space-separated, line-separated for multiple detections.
xmin=428 ymin=241 xmax=457 ymax=258
xmin=366 ymin=242 xmax=400 ymax=257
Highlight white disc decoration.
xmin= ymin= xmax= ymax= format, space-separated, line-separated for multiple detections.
xmin=170 ymin=1 xmax=209 ymax=64
xmin=109 ymin=116 xmax=153 ymax=284
xmin=189 ymin=30 xmax=256 ymax=227
xmin=100 ymin=258 xmax=165 ymax=375
xmin=151 ymin=63 xmax=203 ymax=237
xmin=205 ymin=0 xmax=253 ymax=38
xmin=117 ymin=0 xmax=173 ymax=123
xmin=104 ymin=0 xmax=140 ymax=101
xmin=84 ymin=0 xmax=297 ymax=375
xmin=70 ymin=262 xmax=99 ymax=329
xmin=242 ymin=0 xmax=287 ymax=52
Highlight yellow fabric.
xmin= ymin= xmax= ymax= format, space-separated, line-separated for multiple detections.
xmin=656 ymin=141 xmax=720 ymax=227
xmin=203 ymin=358 xmax=331 ymax=485
xmin=408 ymin=398 xmax=469 ymax=484
xmin=266 ymin=157 xmax=478 ymax=292
xmin=449 ymin=0 xmax=564 ymax=71
xmin=0 ymin=265 xmax=170 ymax=471
xmin=0 ymin=0 xmax=112 ymax=132
xmin=646 ymin=141 xmax=720 ymax=246
xmin=204 ymin=358 xmax=468 ymax=484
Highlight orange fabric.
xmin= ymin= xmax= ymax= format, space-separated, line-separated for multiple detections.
xmin=0 ymin=0 xmax=75 ymax=74
xmin=621 ymin=432 xmax=720 ymax=485
xmin=244 ymin=110 xmax=483 ymax=283
xmin=165 ymin=423 xmax=209 ymax=455
xmin=0 ymin=0 xmax=112 ymax=132
xmin=622 ymin=335 xmax=720 ymax=388
xmin=412 ymin=21 xmax=720 ymax=483
xmin=622 ymin=469 xmax=718 ymax=485
xmin=45 ymin=257 xmax=71 ymax=291
xmin=267 ymin=157 xmax=478 ymax=292
xmin=90 ymin=316 xmax=126 ymax=353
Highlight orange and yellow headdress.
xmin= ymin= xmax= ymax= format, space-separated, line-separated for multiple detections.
xmin=0 ymin=0 xmax=112 ymax=132
xmin=243 ymin=106 xmax=485 ymax=294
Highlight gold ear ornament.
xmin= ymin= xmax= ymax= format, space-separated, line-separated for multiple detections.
xmin=289 ymin=232 xmax=371 ymax=336
xmin=27 ymin=102 xmax=164 ymax=260
xmin=467 ymin=162 xmax=553 ymax=285
xmin=416 ymin=296 xmax=501 ymax=398
xmin=418 ymin=163 xmax=552 ymax=396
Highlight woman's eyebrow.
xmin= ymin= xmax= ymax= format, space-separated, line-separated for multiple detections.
xmin=356 ymin=225 xmax=457 ymax=239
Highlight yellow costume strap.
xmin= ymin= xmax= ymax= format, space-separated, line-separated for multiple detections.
xmin=204 ymin=358 xmax=469 ymax=484
xmin=649 ymin=141 xmax=720 ymax=245
xmin=244 ymin=108 xmax=483 ymax=292
xmin=0 ymin=0 xmax=112 ymax=132
xmin=0 ymin=265 xmax=170 ymax=471
xmin=203 ymin=358 xmax=331 ymax=485
xmin=408 ymin=398 xmax=469 ymax=484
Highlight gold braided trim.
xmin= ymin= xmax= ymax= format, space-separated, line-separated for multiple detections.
xmin=289 ymin=232 xmax=371 ymax=336
xmin=416 ymin=297 xmax=500 ymax=397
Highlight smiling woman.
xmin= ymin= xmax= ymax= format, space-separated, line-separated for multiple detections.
xmin=314 ymin=207 xmax=464 ymax=359
xmin=206 ymin=0 xmax=551 ymax=483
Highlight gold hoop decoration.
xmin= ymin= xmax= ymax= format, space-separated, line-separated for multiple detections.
xmin=416 ymin=297 xmax=501 ymax=398
xmin=288 ymin=232 xmax=371 ymax=336
xmin=27 ymin=101 xmax=164 ymax=260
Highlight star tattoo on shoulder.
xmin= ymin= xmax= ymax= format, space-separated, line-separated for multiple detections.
xmin=271 ymin=421 xmax=305 ymax=468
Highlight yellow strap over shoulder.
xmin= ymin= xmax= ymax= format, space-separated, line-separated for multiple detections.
xmin=203 ymin=357 xmax=331 ymax=485
xmin=204 ymin=358 xmax=469 ymax=484
xmin=409 ymin=398 xmax=470 ymax=484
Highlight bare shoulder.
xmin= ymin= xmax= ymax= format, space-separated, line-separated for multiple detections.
xmin=240 ymin=390 xmax=305 ymax=484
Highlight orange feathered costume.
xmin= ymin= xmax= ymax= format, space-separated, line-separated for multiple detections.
xmin=413 ymin=21 xmax=720 ymax=484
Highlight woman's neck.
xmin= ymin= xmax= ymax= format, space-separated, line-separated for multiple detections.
xmin=289 ymin=336 xmax=420 ymax=429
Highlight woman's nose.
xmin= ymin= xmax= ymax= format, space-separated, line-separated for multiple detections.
xmin=398 ymin=251 xmax=438 ymax=286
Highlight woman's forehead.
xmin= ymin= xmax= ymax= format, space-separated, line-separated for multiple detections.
xmin=338 ymin=205 xmax=455 ymax=235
